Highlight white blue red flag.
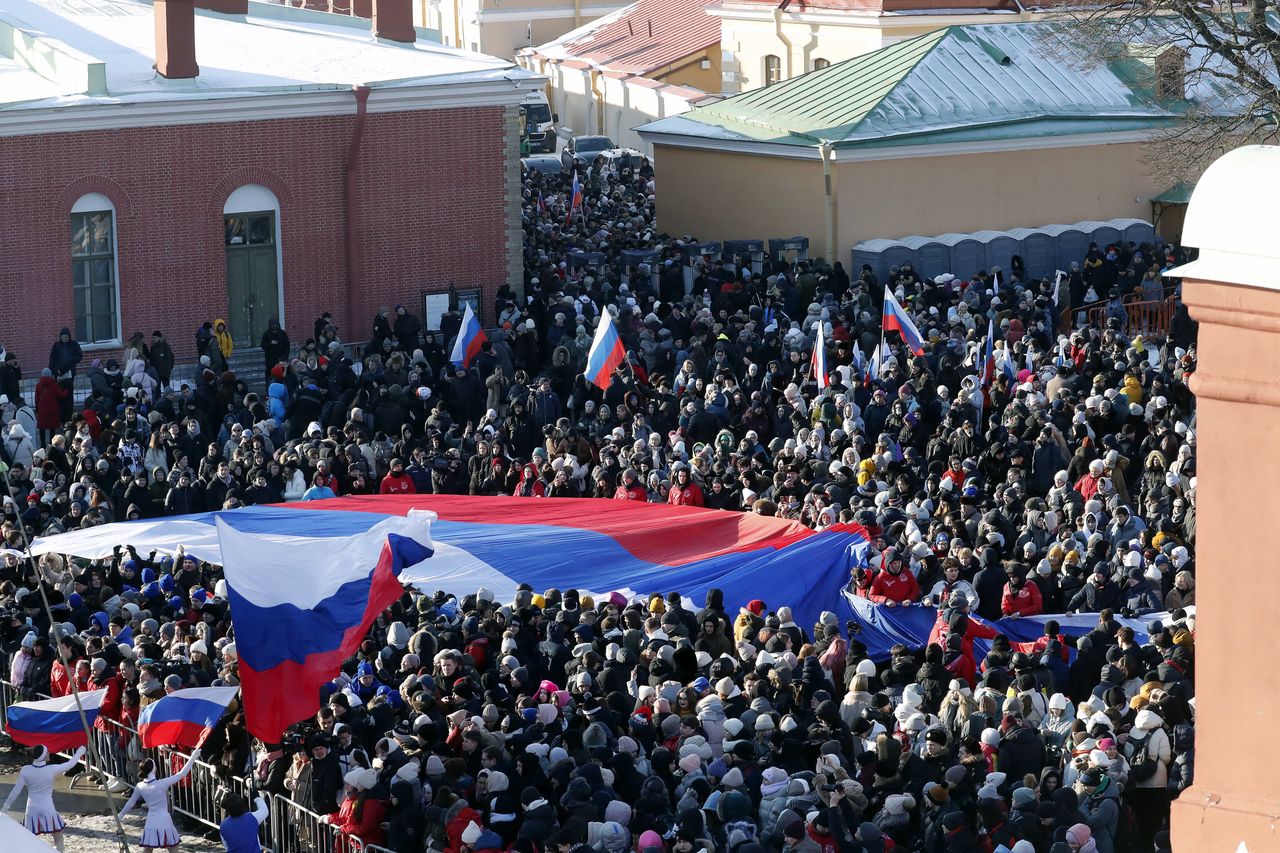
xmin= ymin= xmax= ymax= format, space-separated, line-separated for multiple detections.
xmin=214 ymin=511 xmax=435 ymax=741
xmin=5 ymin=689 xmax=106 ymax=752
xmin=566 ymin=173 xmax=582 ymax=226
xmin=138 ymin=686 xmax=239 ymax=749
xmin=449 ymin=303 xmax=487 ymax=370
xmin=584 ymin=310 xmax=626 ymax=390
xmin=882 ymin=287 xmax=925 ymax=356
xmin=810 ymin=322 xmax=828 ymax=390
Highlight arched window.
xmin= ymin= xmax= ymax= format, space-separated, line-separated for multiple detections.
xmin=812 ymin=57 xmax=830 ymax=71
xmin=223 ymin=184 xmax=284 ymax=348
xmin=70 ymin=193 xmax=120 ymax=344
xmin=764 ymin=54 xmax=782 ymax=86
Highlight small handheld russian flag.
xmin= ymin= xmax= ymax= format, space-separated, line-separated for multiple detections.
xmin=5 ymin=689 xmax=106 ymax=752
xmin=138 ymin=686 xmax=240 ymax=749
xmin=566 ymin=173 xmax=582 ymax=227
xmin=449 ymin=303 xmax=488 ymax=370
xmin=882 ymin=287 xmax=926 ymax=356
xmin=584 ymin=309 xmax=626 ymax=390
xmin=810 ymin=322 xmax=828 ymax=391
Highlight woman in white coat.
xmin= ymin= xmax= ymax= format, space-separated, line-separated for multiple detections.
xmin=2 ymin=744 xmax=86 ymax=849
xmin=117 ymin=749 xmax=200 ymax=852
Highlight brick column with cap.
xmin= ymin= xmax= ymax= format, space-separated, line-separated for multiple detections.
xmin=1166 ymin=144 xmax=1280 ymax=850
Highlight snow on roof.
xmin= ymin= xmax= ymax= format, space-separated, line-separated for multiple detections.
xmin=1 ymin=0 xmax=541 ymax=111
xmin=526 ymin=0 xmax=718 ymax=77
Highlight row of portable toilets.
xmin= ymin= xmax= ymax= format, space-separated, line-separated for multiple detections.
xmin=562 ymin=219 xmax=1158 ymax=292
xmin=851 ymin=218 xmax=1159 ymax=284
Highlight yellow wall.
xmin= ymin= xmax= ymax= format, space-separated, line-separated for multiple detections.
xmin=653 ymin=140 xmax=1161 ymax=261
xmin=653 ymin=49 xmax=722 ymax=91
xmin=653 ymin=145 xmax=827 ymax=245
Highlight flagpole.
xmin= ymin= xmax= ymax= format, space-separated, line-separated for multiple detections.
xmin=1 ymin=464 xmax=133 ymax=853
xmin=879 ymin=284 xmax=888 ymax=381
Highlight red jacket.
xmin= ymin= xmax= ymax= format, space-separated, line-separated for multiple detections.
xmin=92 ymin=672 xmax=125 ymax=732
xmin=1001 ymin=582 xmax=1043 ymax=617
xmin=444 ymin=806 xmax=482 ymax=853
xmin=1074 ymin=473 xmax=1101 ymax=502
xmin=379 ymin=473 xmax=415 ymax=494
xmin=34 ymin=377 xmax=66 ymax=431
xmin=868 ymin=569 xmax=920 ymax=605
xmin=668 ymin=483 xmax=704 ymax=507
xmin=614 ymin=483 xmax=647 ymax=501
xmin=927 ymin=612 xmax=998 ymax=651
xmin=331 ymin=796 xmax=386 ymax=852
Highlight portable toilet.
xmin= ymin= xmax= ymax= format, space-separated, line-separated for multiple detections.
xmin=974 ymin=230 xmax=1018 ymax=279
xmin=852 ymin=238 xmax=918 ymax=281
xmin=1042 ymin=224 xmax=1091 ymax=275
xmin=937 ymin=233 xmax=986 ymax=282
xmin=681 ymin=241 xmax=722 ymax=294
xmin=1115 ymin=218 xmax=1157 ymax=247
xmin=902 ymin=235 xmax=949 ymax=281
xmin=769 ymin=236 xmax=809 ymax=265
xmin=1077 ymin=220 xmax=1122 ymax=252
xmin=1008 ymin=227 xmax=1057 ymax=280
xmin=621 ymin=248 xmax=660 ymax=290
xmin=723 ymin=240 xmax=766 ymax=276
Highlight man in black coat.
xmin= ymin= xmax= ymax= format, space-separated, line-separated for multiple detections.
xmin=306 ymin=736 xmax=343 ymax=816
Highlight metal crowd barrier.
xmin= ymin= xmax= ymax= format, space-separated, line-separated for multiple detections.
xmin=0 ymin=679 xmax=382 ymax=852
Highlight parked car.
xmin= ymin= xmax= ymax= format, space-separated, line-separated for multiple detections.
xmin=561 ymin=135 xmax=615 ymax=171
xmin=521 ymin=155 xmax=564 ymax=177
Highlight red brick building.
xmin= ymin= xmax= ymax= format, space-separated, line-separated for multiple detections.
xmin=0 ymin=0 xmax=540 ymax=368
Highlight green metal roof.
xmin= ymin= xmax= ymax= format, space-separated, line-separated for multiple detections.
xmin=1152 ymin=182 xmax=1195 ymax=204
xmin=638 ymin=19 xmax=1244 ymax=151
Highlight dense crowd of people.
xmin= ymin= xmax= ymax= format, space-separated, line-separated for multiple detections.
xmin=0 ymin=155 xmax=1199 ymax=853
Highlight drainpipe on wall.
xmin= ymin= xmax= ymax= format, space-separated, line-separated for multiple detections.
xmin=772 ymin=6 xmax=792 ymax=80
xmin=345 ymin=85 xmax=372 ymax=332
xmin=590 ymin=69 xmax=605 ymax=135
xmin=452 ymin=0 xmax=461 ymax=46
xmin=573 ymin=0 xmax=580 ymax=28
xmin=819 ymin=142 xmax=836 ymax=264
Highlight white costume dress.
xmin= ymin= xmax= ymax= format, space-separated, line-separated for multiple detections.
xmin=118 ymin=753 xmax=197 ymax=848
xmin=2 ymin=746 xmax=85 ymax=834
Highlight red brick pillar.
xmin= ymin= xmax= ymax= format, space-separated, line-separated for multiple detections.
xmin=154 ymin=0 xmax=199 ymax=79
xmin=1167 ymin=144 xmax=1280 ymax=851
xmin=374 ymin=0 xmax=416 ymax=41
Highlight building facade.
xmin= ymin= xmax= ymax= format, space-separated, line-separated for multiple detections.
xmin=0 ymin=0 xmax=542 ymax=366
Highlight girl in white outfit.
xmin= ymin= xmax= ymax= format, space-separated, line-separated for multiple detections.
xmin=2 ymin=744 xmax=87 ymax=850
xmin=117 ymin=749 xmax=200 ymax=852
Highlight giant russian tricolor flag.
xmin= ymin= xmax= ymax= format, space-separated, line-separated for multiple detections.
xmin=882 ymin=287 xmax=926 ymax=356
xmin=215 ymin=511 xmax=435 ymax=740
xmin=138 ymin=686 xmax=240 ymax=749
xmin=5 ymin=689 xmax=106 ymax=752
xmin=449 ymin=303 xmax=487 ymax=370
xmin=32 ymin=497 xmax=868 ymax=682
xmin=584 ymin=309 xmax=626 ymax=390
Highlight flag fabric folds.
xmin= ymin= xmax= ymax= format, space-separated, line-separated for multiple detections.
xmin=5 ymin=689 xmax=106 ymax=752
xmin=138 ymin=686 xmax=240 ymax=749
xmin=449 ymin=303 xmax=487 ymax=370
xmin=882 ymin=288 xmax=926 ymax=355
xmin=566 ymin=173 xmax=582 ymax=226
xmin=810 ymin=322 xmax=828 ymax=390
xmin=584 ymin=310 xmax=626 ymax=390
xmin=215 ymin=510 xmax=435 ymax=741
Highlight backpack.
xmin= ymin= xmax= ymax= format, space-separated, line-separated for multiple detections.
xmin=1126 ymin=731 xmax=1158 ymax=783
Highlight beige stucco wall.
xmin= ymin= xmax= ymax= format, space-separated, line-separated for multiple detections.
xmin=427 ymin=0 xmax=626 ymax=58
xmin=652 ymin=145 xmax=826 ymax=244
xmin=651 ymin=140 xmax=1161 ymax=261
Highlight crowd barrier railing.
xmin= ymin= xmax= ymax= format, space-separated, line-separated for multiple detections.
xmin=0 ymin=679 xmax=372 ymax=853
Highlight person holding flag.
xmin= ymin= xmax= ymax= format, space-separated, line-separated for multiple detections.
xmin=449 ymin=303 xmax=487 ymax=370
xmin=565 ymin=171 xmax=582 ymax=227
xmin=810 ymin=321 xmax=829 ymax=391
xmin=117 ymin=749 xmax=201 ymax=852
xmin=882 ymin=286 xmax=926 ymax=356
xmin=1 ymin=744 xmax=86 ymax=843
xmin=583 ymin=308 xmax=626 ymax=390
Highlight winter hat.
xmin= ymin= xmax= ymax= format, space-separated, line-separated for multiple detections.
xmin=461 ymin=822 xmax=484 ymax=846
xmin=1012 ymin=787 xmax=1036 ymax=807
xmin=679 ymin=753 xmax=702 ymax=774
xmin=1066 ymin=824 xmax=1092 ymax=846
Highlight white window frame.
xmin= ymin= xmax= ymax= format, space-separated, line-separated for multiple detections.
xmin=70 ymin=192 xmax=122 ymax=349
